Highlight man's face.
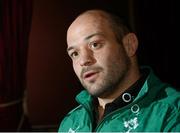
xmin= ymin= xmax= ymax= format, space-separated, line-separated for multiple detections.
xmin=67 ymin=13 xmax=131 ymax=97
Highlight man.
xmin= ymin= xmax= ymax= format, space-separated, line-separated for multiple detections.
xmin=58 ymin=9 xmax=180 ymax=132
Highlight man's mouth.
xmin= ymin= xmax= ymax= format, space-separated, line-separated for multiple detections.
xmin=83 ymin=71 xmax=99 ymax=81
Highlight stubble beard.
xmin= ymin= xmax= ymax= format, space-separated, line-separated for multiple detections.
xmin=80 ymin=55 xmax=131 ymax=98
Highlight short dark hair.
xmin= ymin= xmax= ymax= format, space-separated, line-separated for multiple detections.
xmin=105 ymin=12 xmax=131 ymax=43
xmin=80 ymin=9 xmax=131 ymax=44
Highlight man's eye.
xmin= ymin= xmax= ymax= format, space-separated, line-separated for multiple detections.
xmin=90 ymin=42 xmax=101 ymax=49
xmin=70 ymin=51 xmax=78 ymax=58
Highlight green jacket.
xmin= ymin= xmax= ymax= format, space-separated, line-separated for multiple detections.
xmin=58 ymin=67 xmax=180 ymax=132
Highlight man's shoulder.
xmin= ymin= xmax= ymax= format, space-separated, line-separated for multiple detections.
xmin=58 ymin=104 xmax=86 ymax=132
xmin=156 ymin=85 xmax=180 ymax=109
xmin=163 ymin=86 xmax=180 ymax=101
xmin=60 ymin=90 xmax=93 ymax=128
xmin=65 ymin=104 xmax=85 ymax=117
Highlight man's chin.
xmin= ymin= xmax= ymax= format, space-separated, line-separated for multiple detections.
xmin=87 ymin=88 xmax=106 ymax=97
xmin=82 ymin=82 xmax=107 ymax=96
xmin=85 ymin=84 xmax=114 ymax=98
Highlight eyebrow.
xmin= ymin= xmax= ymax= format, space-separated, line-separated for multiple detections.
xmin=84 ymin=32 xmax=104 ymax=40
xmin=67 ymin=46 xmax=74 ymax=53
xmin=67 ymin=32 xmax=104 ymax=52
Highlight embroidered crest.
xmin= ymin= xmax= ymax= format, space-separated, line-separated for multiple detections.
xmin=123 ymin=104 xmax=140 ymax=133
xmin=68 ymin=126 xmax=80 ymax=133
xmin=124 ymin=117 xmax=139 ymax=133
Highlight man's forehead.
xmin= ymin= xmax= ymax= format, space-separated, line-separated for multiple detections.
xmin=67 ymin=18 xmax=106 ymax=43
xmin=66 ymin=10 xmax=112 ymax=48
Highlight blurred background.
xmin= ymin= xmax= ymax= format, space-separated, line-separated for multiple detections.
xmin=0 ymin=0 xmax=179 ymax=131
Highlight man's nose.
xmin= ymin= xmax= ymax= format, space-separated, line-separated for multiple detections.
xmin=79 ymin=49 xmax=96 ymax=66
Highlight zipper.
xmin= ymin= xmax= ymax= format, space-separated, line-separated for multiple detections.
xmin=77 ymin=90 xmax=147 ymax=131
xmin=94 ymin=107 xmax=124 ymax=131
xmin=94 ymin=99 xmax=142 ymax=132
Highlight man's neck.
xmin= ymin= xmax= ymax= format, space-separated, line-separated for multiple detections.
xmin=97 ymin=80 xmax=135 ymax=107
xmin=97 ymin=66 xmax=141 ymax=120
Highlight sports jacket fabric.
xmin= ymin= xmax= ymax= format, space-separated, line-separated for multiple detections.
xmin=58 ymin=67 xmax=180 ymax=132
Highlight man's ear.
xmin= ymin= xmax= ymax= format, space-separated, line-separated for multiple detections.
xmin=122 ymin=33 xmax=138 ymax=57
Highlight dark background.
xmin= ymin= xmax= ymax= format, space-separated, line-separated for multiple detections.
xmin=27 ymin=0 xmax=179 ymax=130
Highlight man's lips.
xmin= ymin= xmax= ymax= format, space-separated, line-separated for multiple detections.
xmin=83 ymin=71 xmax=99 ymax=79
xmin=81 ymin=67 xmax=103 ymax=81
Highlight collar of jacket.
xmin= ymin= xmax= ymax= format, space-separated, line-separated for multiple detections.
xmin=75 ymin=66 xmax=166 ymax=111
